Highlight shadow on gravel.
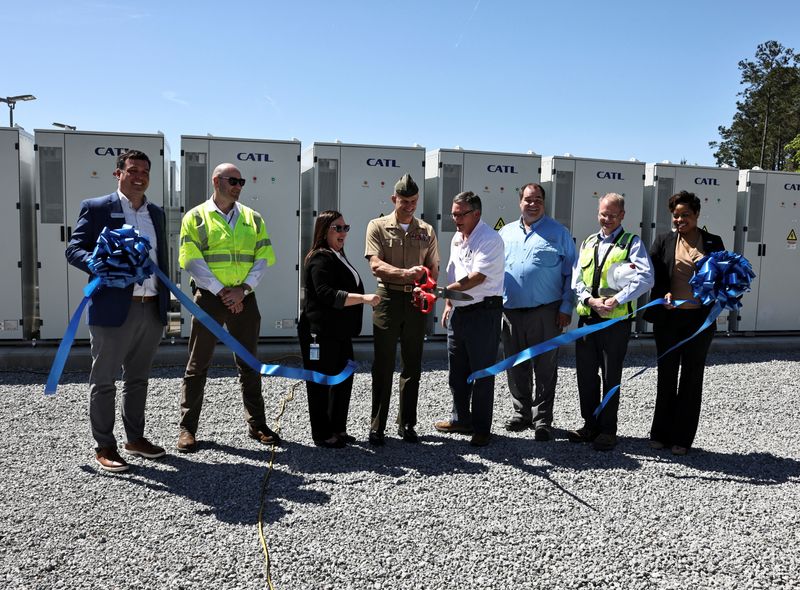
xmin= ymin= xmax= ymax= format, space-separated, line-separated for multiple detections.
xmin=91 ymin=441 xmax=330 ymax=525
xmin=656 ymin=449 xmax=800 ymax=485
xmin=278 ymin=435 xmax=491 ymax=480
xmin=275 ymin=431 xmax=647 ymax=515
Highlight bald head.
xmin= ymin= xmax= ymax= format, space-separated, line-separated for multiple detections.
xmin=213 ymin=162 xmax=240 ymax=179
xmin=211 ymin=162 xmax=244 ymax=213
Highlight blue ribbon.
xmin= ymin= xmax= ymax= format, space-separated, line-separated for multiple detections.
xmin=45 ymin=225 xmax=355 ymax=395
xmin=468 ymin=250 xmax=755 ymax=417
xmin=466 ymin=298 xmax=678 ymax=385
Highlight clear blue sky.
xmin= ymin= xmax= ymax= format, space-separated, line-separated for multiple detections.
xmin=3 ymin=0 xmax=798 ymax=167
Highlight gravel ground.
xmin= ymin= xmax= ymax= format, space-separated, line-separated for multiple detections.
xmin=1 ymin=349 xmax=799 ymax=590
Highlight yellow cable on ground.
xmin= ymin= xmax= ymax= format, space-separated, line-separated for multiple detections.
xmin=257 ymin=356 xmax=303 ymax=590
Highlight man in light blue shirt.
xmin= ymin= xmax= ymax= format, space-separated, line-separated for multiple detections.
xmin=498 ymin=183 xmax=576 ymax=440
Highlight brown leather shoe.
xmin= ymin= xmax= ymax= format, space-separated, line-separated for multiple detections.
xmin=124 ymin=437 xmax=166 ymax=459
xmin=470 ymin=433 xmax=491 ymax=447
xmin=433 ymin=420 xmax=473 ymax=434
xmin=176 ymin=431 xmax=197 ymax=453
xmin=95 ymin=446 xmax=129 ymax=472
xmin=248 ymin=424 xmax=281 ymax=445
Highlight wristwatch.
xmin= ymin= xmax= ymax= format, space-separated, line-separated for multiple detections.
xmin=242 ymin=284 xmax=253 ymax=296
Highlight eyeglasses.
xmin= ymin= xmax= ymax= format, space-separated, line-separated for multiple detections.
xmin=220 ymin=176 xmax=246 ymax=187
xmin=330 ymin=224 xmax=351 ymax=233
xmin=451 ymin=209 xmax=475 ymax=220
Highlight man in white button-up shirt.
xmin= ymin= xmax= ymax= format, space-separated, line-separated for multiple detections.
xmin=433 ymin=191 xmax=504 ymax=447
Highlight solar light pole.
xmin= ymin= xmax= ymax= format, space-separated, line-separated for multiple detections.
xmin=52 ymin=122 xmax=77 ymax=130
xmin=0 ymin=95 xmax=37 ymax=127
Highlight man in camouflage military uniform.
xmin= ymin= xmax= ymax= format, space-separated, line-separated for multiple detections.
xmin=364 ymin=174 xmax=439 ymax=445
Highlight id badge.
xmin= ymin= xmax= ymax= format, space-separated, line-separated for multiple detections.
xmin=310 ymin=333 xmax=320 ymax=361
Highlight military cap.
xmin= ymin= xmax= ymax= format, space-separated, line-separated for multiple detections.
xmin=394 ymin=174 xmax=419 ymax=197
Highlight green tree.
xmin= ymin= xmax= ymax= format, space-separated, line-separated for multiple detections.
xmin=710 ymin=41 xmax=800 ymax=170
xmin=785 ymin=134 xmax=800 ymax=171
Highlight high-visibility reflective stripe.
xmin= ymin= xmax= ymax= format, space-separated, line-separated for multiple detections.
xmin=255 ymin=239 xmax=271 ymax=249
xmin=202 ymin=253 xmax=256 ymax=263
xmin=193 ymin=211 xmax=208 ymax=251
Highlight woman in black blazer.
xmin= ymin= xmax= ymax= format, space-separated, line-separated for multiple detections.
xmin=298 ymin=210 xmax=380 ymax=448
xmin=643 ymin=191 xmax=724 ymax=456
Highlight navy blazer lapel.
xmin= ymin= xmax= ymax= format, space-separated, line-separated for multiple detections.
xmin=106 ymin=192 xmax=126 ymax=230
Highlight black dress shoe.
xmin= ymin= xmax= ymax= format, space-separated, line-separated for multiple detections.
xmin=534 ymin=425 xmax=553 ymax=441
xmin=314 ymin=437 xmax=346 ymax=449
xmin=470 ymin=433 xmax=491 ymax=447
xmin=504 ymin=417 xmax=532 ymax=432
xmin=368 ymin=431 xmax=385 ymax=446
xmin=397 ymin=424 xmax=419 ymax=443
xmin=336 ymin=433 xmax=357 ymax=444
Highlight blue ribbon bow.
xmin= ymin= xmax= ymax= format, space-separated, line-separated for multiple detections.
xmin=45 ymin=225 xmax=355 ymax=394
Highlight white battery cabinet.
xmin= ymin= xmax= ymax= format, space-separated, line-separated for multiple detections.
xmin=424 ymin=148 xmax=541 ymax=334
xmin=0 ymin=127 xmax=35 ymax=339
xmin=301 ymin=142 xmax=425 ymax=336
xmin=34 ymin=129 xmax=169 ymax=340
xmin=179 ymin=136 xmax=301 ymax=338
xmin=541 ymin=155 xmax=645 ymax=246
xmin=735 ymin=168 xmax=800 ymax=332
xmin=643 ymin=163 xmax=738 ymax=249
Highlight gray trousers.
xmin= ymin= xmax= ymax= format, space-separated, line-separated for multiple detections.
xmin=501 ymin=302 xmax=561 ymax=427
xmin=88 ymin=301 xmax=163 ymax=449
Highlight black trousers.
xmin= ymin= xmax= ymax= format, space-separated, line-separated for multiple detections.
xmin=575 ymin=318 xmax=631 ymax=435
xmin=298 ymin=327 xmax=355 ymax=442
xmin=651 ymin=308 xmax=715 ymax=448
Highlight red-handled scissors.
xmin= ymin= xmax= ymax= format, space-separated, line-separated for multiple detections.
xmin=412 ymin=267 xmax=474 ymax=314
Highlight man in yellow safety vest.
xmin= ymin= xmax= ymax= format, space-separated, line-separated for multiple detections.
xmin=568 ymin=193 xmax=654 ymax=451
xmin=177 ymin=162 xmax=278 ymax=452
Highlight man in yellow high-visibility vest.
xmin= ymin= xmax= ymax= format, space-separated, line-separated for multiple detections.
xmin=177 ymin=162 xmax=278 ymax=452
xmin=569 ymin=193 xmax=654 ymax=451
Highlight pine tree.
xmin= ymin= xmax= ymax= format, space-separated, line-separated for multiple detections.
xmin=710 ymin=41 xmax=800 ymax=170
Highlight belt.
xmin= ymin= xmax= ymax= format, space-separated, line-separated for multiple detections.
xmin=504 ymin=301 xmax=558 ymax=312
xmin=458 ymin=296 xmax=503 ymax=313
xmin=131 ymin=295 xmax=158 ymax=303
xmin=379 ymin=283 xmax=414 ymax=293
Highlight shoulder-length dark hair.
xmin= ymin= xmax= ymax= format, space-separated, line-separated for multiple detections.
xmin=304 ymin=210 xmax=345 ymax=265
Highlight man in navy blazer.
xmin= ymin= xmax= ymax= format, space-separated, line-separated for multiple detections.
xmin=66 ymin=150 xmax=169 ymax=472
